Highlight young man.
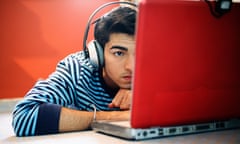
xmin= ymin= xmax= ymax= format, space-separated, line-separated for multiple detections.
xmin=12 ymin=6 xmax=137 ymax=136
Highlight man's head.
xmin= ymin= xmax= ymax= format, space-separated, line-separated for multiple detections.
xmin=94 ymin=6 xmax=137 ymax=90
xmin=94 ymin=6 xmax=136 ymax=49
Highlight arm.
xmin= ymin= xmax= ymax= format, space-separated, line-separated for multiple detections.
xmin=59 ymin=107 xmax=130 ymax=132
xmin=12 ymin=53 xmax=82 ymax=136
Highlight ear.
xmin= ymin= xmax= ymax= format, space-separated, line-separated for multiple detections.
xmin=87 ymin=40 xmax=104 ymax=69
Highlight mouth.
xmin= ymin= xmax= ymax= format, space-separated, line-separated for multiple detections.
xmin=122 ymin=75 xmax=132 ymax=81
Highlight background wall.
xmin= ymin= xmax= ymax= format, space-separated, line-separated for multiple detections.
xmin=0 ymin=0 xmax=115 ymax=99
xmin=2 ymin=0 xmax=237 ymax=99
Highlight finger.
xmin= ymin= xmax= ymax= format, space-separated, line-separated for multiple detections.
xmin=120 ymin=93 xmax=131 ymax=110
xmin=112 ymin=93 xmax=124 ymax=107
xmin=108 ymin=103 xmax=114 ymax=108
xmin=119 ymin=91 xmax=132 ymax=110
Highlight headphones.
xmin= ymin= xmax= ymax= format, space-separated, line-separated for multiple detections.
xmin=205 ymin=0 xmax=232 ymax=18
xmin=83 ymin=1 xmax=137 ymax=70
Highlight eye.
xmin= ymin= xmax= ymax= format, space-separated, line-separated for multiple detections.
xmin=113 ymin=51 xmax=124 ymax=57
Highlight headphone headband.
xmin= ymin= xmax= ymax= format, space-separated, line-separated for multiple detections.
xmin=83 ymin=1 xmax=137 ymax=51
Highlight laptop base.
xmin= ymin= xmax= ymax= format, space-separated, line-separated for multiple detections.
xmin=91 ymin=119 xmax=240 ymax=140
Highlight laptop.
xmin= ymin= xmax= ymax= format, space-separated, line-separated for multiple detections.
xmin=91 ymin=0 xmax=240 ymax=140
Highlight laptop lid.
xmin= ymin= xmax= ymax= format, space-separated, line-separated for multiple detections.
xmin=131 ymin=0 xmax=240 ymax=129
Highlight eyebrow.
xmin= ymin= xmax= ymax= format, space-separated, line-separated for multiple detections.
xmin=110 ymin=45 xmax=128 ymax=51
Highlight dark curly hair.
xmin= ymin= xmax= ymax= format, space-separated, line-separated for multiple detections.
xmin=94 ymin=6 xmax=137 ymax=49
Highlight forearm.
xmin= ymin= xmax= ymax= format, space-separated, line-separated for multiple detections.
xmin=59 ymin=107 xmax=93 ymax=132
xmin=59 ymin=107 xmax=130 ymax=132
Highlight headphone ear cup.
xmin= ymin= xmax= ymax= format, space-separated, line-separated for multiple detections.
xmin=87 ymin=40 xmax=104 ymax=69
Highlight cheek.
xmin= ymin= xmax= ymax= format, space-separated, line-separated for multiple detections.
xmin=104 ymin=52 xmax=117 ymax=69
xmin=104 ymin=58 xmax=121 ymax=77
xmin=105 ymin=60 xmax=118 ymax=74
xmin=104 ymin=50 xmax=124 ymax=77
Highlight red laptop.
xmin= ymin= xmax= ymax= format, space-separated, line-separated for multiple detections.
xmin=91 ymin=0 xmax=240 ymax=140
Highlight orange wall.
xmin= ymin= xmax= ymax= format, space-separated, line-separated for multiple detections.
xmin=0 ymin=0 xmax=115 ymax=99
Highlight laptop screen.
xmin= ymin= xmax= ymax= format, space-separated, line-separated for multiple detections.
xmin=131 ymin=0 xmax=240 ymax=128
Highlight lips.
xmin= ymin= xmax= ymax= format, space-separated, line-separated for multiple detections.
xmin=123 ymin=75 xmax=132 ymax=81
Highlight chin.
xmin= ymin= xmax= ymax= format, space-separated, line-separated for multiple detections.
xmin=120 ymin=84 xmax=132 ymax=89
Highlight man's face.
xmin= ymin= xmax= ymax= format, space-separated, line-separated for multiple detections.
xmin=103 ymin=33 xmax=135 ymax=89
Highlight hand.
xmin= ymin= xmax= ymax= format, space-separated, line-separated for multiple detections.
xmin=108 ymin=89 xmax=132 ymax=110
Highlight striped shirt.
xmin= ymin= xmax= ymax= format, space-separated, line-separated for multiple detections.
xmin=12 ymin=51 xmax=117 ymax=136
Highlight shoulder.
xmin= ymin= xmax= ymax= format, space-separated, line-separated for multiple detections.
xmin=63 ymin=51 xmax=90 ymax=65
xmin=57 ymin=51 xmax=94 ymax=71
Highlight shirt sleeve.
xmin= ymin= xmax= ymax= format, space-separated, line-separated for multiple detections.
xmin=12 ymin=54 xmax=79 ymax=136
xmin=35 ymin=103 xmax=61 ymax=135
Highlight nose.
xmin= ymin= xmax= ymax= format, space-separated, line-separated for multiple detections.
xmin=125 ymin=54 xmax=135 ymax=72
